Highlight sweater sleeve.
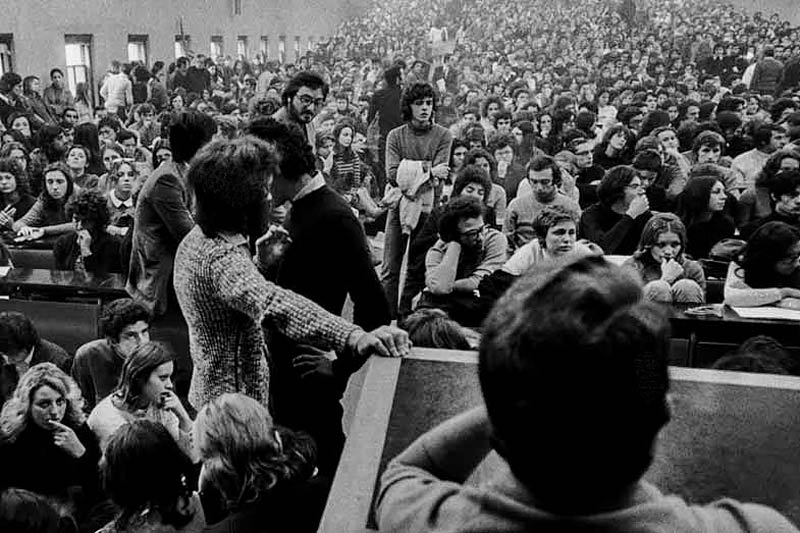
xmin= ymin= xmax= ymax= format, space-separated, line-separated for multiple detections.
xmin=462 ymin=231 xmax=507 ymax=290
xmin=723 ymin=261 xmax=783 ymax=307
xmin=386 ymin=129 xmax=402 ymax=186
xmin=683 ymin=259 xmax=707 ymax=292
xmin=212 ymin=248 xmax=359 ymax=353
xmin=431 ymin=129 xmax=453 ymax=168
xmin=14 ymin=197 xmax=44 ymax=228
xmin=580 ymin=208 xmax=638 ymax=255
xmin=425 ymin=240 xmax=460 ymax=294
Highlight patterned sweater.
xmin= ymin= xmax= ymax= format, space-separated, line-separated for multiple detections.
xmin=174 ymin=226 xmax=361 ymax=410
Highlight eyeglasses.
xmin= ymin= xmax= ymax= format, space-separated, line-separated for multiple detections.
xmin=529 ymin=178 xmax=553 ymax=186
xmin=574 ymin=150 xmax=591 ymax=156
xmin=626 ymin=181 xmax=645 ymax=190
xmin=460 ymin=225 xmax=486 ymax=240
xmin=296 ymin=95 xmax=325 ymax=107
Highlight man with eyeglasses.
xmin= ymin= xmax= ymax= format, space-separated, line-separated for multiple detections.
xmin=569 ymin=137 xmax=605 ymax=208
xmin=505 ymin=156 xmax=581 ymax=252
xmin=273 ymin=71 xmax=329 ymax=152
xmin=418 ymin=196 xmax=507 ymax=326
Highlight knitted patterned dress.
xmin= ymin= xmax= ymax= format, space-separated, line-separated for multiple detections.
xmin=173 ymin=226 xmax=361 ymax=410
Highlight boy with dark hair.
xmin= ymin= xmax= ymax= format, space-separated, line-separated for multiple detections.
xmin=71 ymin=298 xmax=151 ymax=411
xmin=378 ymin=256 xmax=799 ymax=532
xmin=0 ymin=311 xmax=72 ymax=404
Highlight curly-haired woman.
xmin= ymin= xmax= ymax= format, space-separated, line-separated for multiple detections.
xmin=53 ymin=188 xmax=122 ymax=275
xmin=0 ymin=363 xmax=101 ymax=514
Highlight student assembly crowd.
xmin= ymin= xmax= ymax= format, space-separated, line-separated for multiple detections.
xmin=1 ymin=0 xmax=800 ymax=530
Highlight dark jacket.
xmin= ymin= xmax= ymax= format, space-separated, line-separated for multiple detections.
xmin=0 ymin=421 xmax=101 ymax=505
xmin=685 ymin=213 xmax=736 ymax=260
xmin=54 ymin=231 xmax=123 ymax=276
xmin=368 ymin=84 xmax=403 ymax=137
xmin=1 ymin=339 xmax=72 ymax=404
xmin=126 ymin=160 xmax=193 ymax=315
xmin=750 ymin=57 xmax=784 ymax=95
xmin=579 ymin=202 xmax=652 ymax=255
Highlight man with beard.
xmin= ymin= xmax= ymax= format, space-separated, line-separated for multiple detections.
xmin=273 ymin=71 xmax=328 ymax=151
xmin=418 ymin=196 xmax=507 ymax=326
xmin=504 ymin=156 xmax=581 ymax=251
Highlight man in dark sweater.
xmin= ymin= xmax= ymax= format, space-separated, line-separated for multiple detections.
xmin=580 ymin=165 xmax=652 ymax=255
xmin=248 ymin=117 xmax=391 ymax=476
xmin=71 ymin=298 xmax=151 ymax=412
xmin=368 ymin=65 xmax=404 ymax=190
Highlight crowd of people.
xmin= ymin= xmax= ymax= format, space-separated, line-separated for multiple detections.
xmin=1 ymin=0 xmax=800 ymax=530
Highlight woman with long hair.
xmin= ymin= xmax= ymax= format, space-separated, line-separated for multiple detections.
xmin=73 ymin=122 xmax=105 ymax=176
xmin=194 ymin=393 xmax=327 ymax=532
xmin=13 ymin=161 xmax=75 ymax=237
xmin=74 ymin=82 xmax=94 ymax=124
xmin=21 ymin=75 xmax=55 ymax=128
xmin=0 ymin=155 xmax=35 ymax=231
xmin=725 ymin=221 xmax=800 ymax=307
xmin=0 ymin=363 xmax=101 ymax=517
xmin=98 ymin=420 xmax=205 ymax=533
xmin=623 ymin=213 xmax=706 ymax=303
xmin=593 ymin=124 xmax=634 ymax=170
xmin=677 ymin=176 xmax=735 ymax=259
xmin=87 ymin=341 xmax=193 ymax=456
xmin=54 ymin=189 xmax=122 ymax=275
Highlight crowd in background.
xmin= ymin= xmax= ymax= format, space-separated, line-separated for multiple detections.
xmin=1 ymin=0 xmax=800 ymax=531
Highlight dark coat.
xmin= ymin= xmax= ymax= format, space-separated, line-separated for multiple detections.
xmin=126 ymin=161 xmax=193 ymax=315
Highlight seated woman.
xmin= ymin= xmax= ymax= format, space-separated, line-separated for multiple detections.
xmin=724 ymin=221 xmax=800 ymax=308
xmin=623 ymin=213 xmax=706 ymax=304
xmin=87 ymin=342 xmax=193 ymax=457
xmin=579 ymin=165 xmax=652 ymax=255
xmin=12 ymin=162 xmax=76 ymax=237
xmin=677 ymin=176 xmax=736 ymax=259
xmin=97 ymin=420 xmax=205 ymax=533
xmin=104 ymin=160 xmax=137 ymax=237
xmin=96 ymin=143 xmax=125 ymax=193
xmin=194 ymin=393 xmax=328 ymax=533
xmin=54 ymin=189 xmax=123 ymax=275
xmin=502 ymin=204 xmax=601 ymax=276
xmin=0 ymin=363 xmax=101 ymax=520
xmin=64 ymin=144 xmax=99 ymax=191
xmin=0 ymin=155 xmax=35 ymax=232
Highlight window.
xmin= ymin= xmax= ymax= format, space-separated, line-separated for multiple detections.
xmin=307 ymin=36 xmax=315 ymax=53
xmin=127 ymin=35 xmax=148 ymax=66
xmin=278 ymin=35 xmax=286 ymax=63
xmin=260 ymin=36 xmax=269 ymax=59
xmin=233 ymin=0 xmax=242 ymax=15
xmin=237 ymin=36 xmax=248 ymax=59
xmin=294 ymin=36 xmax=300 ymax=62
xmin=174 ymin=35 xmax=191 ymax=59
xmin=64 ymin=34 xmax=92 ymax=103
xmin=210 ymin=36 xmax=224 ymax=59
xmin=0 ymin=35 xmax=13 ymax=75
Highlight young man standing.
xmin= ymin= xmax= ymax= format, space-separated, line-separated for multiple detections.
xmin=381 ymin=82 xmax=453 ymax=317
xmin=247 ymin=118 xmax=391 ymax=475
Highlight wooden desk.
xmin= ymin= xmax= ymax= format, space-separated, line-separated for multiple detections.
xmin=670 ymin=304 xmax=800 ymax=367
xmin=320 ymin=349 xmax=800 ymax=532
xmin=0 ymin=268 xmax=128 ymax=302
